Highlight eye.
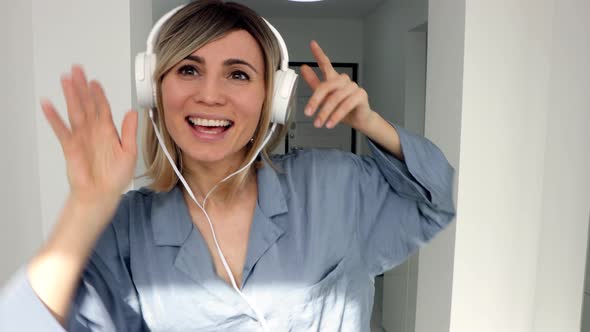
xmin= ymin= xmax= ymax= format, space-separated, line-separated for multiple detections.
xmin=177 ymin=64 xmax=199 ymax=77
xmin=230 ymin=71 xmax=250 ymax=81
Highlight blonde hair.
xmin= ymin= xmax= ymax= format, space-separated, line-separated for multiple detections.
xmin=139 ymin=0 xmax=290 ymax=200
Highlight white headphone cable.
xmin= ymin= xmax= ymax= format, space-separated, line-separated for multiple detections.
xmin=148 ymin=109 xmax=273 ymax=330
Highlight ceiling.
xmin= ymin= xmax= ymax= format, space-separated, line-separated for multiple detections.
xmin=231 ymin=0 xmax=386 ymax=18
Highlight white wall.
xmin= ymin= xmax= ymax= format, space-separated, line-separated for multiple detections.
xmin=0 ymin=0 xmax=152 ymax=283
xmin=0 ymin=0 xmax=44 ymax=284
xmin=532 ymin=0 xmax=590 ymax=329
xmin=31 ymin=1 xmax=140 ymax=237
xmin=404 ymin=26 xmax=427 ymax=136
xmin=416 ymin=0 xmax=466 ymax=329
xmin=365 ymin=0 xmax=590 ymax=331
xmin=363 ymin=0 xmax=428 ymax=128
xmin=448 ymin=0 xmax=590 ymax=331
xmin=449 ymin=0 xmax=551 ymax=329
xmin=266 ymin=17 xmax=363 ymax=65
xmin=362 ymin=1 xmax=434 ymax=331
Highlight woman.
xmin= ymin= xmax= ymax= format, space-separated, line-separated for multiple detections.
xmin=0 ymin=1 xmax=455 ymax=331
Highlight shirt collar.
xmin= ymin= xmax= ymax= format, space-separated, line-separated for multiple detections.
xmin=256 ymin=158 xmax=289 ymax=218
xmin=151 ymin=158 xmax=289 ymax=247
xmin=151 ymin=185 xmax=192 ymax=246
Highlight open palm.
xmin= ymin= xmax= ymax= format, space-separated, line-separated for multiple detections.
xmin=41 ymin=65 xmax=138 ymax=203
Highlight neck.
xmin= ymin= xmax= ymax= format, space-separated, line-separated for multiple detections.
xmin=181 ymin=149 xmax=254 ymax=205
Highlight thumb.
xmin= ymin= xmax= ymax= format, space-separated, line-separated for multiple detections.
xmin=121 ymin=109 xmax=138 ymax=155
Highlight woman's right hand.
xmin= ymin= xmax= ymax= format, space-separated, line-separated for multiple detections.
xmin=24 ymin=66 xmax=138 ymax=326
xmin=41 ymin=65 xmax=138 ymax=210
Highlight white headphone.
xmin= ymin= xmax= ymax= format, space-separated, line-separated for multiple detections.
xmin=134 ymin=4 xmax=298 ymax=125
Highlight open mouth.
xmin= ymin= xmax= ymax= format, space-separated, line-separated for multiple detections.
xmin=186 ymin=116 xmax=234 ymax=137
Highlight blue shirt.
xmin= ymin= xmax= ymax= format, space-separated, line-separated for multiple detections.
xmin=0 ymin=124 xmax=455 ymax=331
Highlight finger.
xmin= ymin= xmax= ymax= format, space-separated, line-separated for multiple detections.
xmin=61 ymin=74 xmax=85 ymax=130
xmin=315 ymin=81 xmax=358 ymax=128
xmin=71 ymin=65 xmax=96 ymax=120
xmin=120 ymin=110 xmax=138 ymax=155
xmin=305 ymin=74 xmax=350 ymax=118
xmin=89 ymin=80 xmax=114 ymax=124
xmin=310 ymin=40 xmax=338 ymax=80
xmin=325 ymin=89 xmax=367 ymax=129
xmin=300 ymin=64 xmax=321 ymax=91
xmin=40 ymin=99 xmax=71 ymax=147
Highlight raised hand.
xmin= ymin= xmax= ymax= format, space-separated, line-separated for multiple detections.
xmin=300 ymin=41 xmax=374 ymax=131
xmin=41 ymin=65 xmax=138 ymax=205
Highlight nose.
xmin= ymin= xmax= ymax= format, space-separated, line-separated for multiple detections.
xmin=193 ymin=76 xmax=227 ymax=106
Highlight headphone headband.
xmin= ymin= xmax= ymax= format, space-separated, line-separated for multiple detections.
xmin=146 ymin=5 xmax=185 ymax=54
xmin=145 ymin=5 xmax=290 ymax=70
xmin=262 ymin=18 xmax=289 ymax=70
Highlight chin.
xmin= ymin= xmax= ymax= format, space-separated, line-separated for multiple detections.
xmin=182 ymin=145 xmax=247 ymax=166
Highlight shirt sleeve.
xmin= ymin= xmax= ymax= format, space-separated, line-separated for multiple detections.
xmin=353 ymin=123 xmax=456 ymax=277
xmin=0 ymin=192 xmax=145 ymax=331
xmin=0 ymin=266 xmax=67 ymax=331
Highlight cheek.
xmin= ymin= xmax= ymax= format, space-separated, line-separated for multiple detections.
xmin=160 ymin=78 xmax=189 ymax=111
xmin=160 ymin=78 xmax=189 ymax=141
xmin=237 ymin=86 xmax=266 ymax=123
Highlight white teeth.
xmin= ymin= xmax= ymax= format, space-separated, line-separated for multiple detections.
xmin=188 ymin=117 xmax=232 ymax=127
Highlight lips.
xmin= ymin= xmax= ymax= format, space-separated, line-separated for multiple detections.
xmin=185 ymin=116 xmax=233 ymax=142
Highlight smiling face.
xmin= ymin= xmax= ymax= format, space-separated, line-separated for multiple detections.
xmin=160 ymin=29 xmax=266 ymax=168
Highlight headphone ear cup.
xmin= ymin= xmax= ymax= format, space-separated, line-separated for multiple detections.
xmin=271 ymin=68 xmax=298 ymax=125
xmin=135 ymin=52 xmax=157 ymax=109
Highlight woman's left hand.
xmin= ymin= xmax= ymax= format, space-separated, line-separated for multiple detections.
xmin=300 ymin=40 xmax=375 ymax=131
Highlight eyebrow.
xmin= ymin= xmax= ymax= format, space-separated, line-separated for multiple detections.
xmin=184 ymin=55 xmax=259 ymax=74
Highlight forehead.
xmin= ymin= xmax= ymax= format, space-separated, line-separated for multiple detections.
xmin=189 ymin=29 xmax=264 ymax=68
